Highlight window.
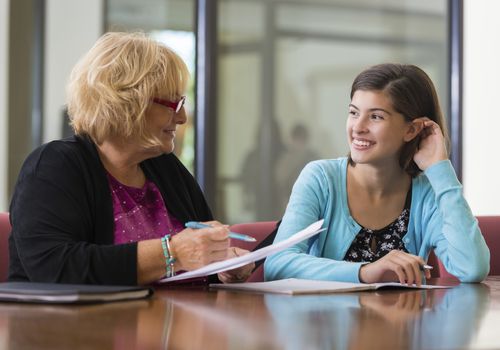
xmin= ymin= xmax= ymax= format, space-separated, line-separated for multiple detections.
xmin=215 ymin=0 xmax=448 ymax=222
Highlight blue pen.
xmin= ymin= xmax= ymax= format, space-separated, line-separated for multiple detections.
xmin=185 ymin=221 xmax=257 ymax=242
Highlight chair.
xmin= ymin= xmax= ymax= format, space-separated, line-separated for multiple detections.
xmin=229 ymin=221 xmax=277 ymax=282
xmin=428 ymin=216 xmax=500 ymax=279
xmin=0 ymin=212 xmax=11 ymax=282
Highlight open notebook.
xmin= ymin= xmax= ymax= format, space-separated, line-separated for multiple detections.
xmin=0 ymin=282 xmax=153 ymax=304
xmin=210 ymin=278 xmax=451 ymax=295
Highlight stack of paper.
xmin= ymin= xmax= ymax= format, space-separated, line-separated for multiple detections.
xmin=210 ymin=278 xmax=451 ymax=295
xmin=159 ymin=219 xmax=325 ymax=283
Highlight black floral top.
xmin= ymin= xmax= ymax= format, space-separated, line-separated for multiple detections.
xmin=344 ymin=188 xmax=412 ymax=263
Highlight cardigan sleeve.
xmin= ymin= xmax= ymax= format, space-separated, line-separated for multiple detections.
xmin=9 ymin=141 xmax=138 ymax=285
xmin=423 ymin=160 xmax=490 ymax=282
xmin=264 ymin=161 xmax=365 ymax=283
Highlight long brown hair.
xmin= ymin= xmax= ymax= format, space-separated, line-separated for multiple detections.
xmin=348 ymin=63 xmax=449 ymax=177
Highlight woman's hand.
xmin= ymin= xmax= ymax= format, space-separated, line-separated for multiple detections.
xmin=359 ymin=250 xmax=431 ymax=286
xmin=170 ymin=221 xmax=230 ymax=271
xmin=217 ymin=247 xmax=255 ymax=283
xmin=412 ymin=117 xmax=448 ymax=171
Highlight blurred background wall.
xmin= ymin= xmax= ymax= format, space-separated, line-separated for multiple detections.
xmin=0 ymin=0 xmax=7 ymax=213
xmin=0 ymin=0 xmax=498 ymax=221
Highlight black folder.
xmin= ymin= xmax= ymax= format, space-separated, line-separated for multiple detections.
xmin=0 ymin=282 xmax=153 ymax=304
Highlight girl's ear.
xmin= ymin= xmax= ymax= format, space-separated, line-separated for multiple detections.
xmin=404 ymin=118 xmax=425 ymax=142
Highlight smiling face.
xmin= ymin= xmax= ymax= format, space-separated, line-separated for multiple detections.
xmin=347 ymin=90 xmax=417 ymax=167
xmin=144 ymin=97 xmax=187 ymax=155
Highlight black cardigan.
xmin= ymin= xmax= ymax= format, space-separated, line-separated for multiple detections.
xmin=8 ymin=135 xmax=213 ymax=285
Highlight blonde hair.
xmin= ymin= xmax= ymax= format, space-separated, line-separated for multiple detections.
xmin=67 ymin=32 xmax=189 ymax=146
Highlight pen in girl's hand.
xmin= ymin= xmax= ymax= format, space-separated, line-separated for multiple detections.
xmin=185 ymin=221 xmax=257 ymax=242
xmin=421 ymin=264 xmax=433 ymax=271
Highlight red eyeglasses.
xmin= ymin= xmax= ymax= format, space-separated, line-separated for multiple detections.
xmin=152 ymin=96 xmax=186 ymax=113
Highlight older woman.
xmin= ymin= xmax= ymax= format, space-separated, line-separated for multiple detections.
xmin=8 ymin=32 xmax=252 ymax=285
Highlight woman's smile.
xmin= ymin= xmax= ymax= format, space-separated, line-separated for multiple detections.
xmin=352 ymin=138 xmax=375 ymax=150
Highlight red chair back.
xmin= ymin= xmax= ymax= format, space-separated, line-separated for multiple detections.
xmin=477 ymin=216 xmax=500 ymax=275
xmin=428 ymin=216 xmax=500 ymax=279
xmin=0 ymin=212 xmax=11 ymax=282
xmin=229 ymin=221 xmax=277 ymax=282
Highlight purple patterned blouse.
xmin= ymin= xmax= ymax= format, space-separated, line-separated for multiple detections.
xmin=106 ymin=173 xmax=184 ymax=244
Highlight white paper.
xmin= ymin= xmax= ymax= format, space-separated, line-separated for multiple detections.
xmin=210 ymin=278 xmax=452 ymax=295
xmin=158 ymin=219 xmax=325 ymax=283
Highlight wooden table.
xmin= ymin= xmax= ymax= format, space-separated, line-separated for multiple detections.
xmin=1 ymin=277 xmax=499 ymax=349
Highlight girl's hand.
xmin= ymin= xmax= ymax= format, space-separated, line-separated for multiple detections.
xmin=218 ymin=247 xmax=255 ymax=283
xmin=412 ymin=117 xmax=448 ymax=171
xmin=359 ymin=250 xmax=432 ymax=286
xmin=359 ymin=291 xmax=426 ymax=324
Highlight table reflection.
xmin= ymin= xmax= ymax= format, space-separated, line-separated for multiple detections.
xmin=0 ymin=299 xmax=152 ymax=349
xmin=0 ymin=282 xmax=493 ymax=350
xmin=161 ymin=288 xmax=281 ymax=349
xmin=264 ymin=283 xmax=490 ymax=350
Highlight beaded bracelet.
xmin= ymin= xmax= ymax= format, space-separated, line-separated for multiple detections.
xmin=165 ymin=235 xmax=175 ymax=277
xmin=161 ymin=234 xmax=176 ymax=278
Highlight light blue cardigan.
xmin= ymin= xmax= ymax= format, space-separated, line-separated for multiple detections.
xmin=264 ymin=158 xmax=490 ymax=283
